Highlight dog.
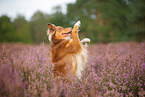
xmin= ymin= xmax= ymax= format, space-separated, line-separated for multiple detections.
xmin=47 ymin=21 xmax=90 ymax=79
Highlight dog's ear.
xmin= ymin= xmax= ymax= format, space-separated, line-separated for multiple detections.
xmin=48 ymin=23 xmax=56 ymax=31
xmin=47 ymin=23 xmax=56 ymax=41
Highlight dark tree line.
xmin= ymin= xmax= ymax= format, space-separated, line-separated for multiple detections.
xmin=0 ymin=0 xmax=145 ymax=44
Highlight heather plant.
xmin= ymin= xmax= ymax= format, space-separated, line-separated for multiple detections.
xmin=0 ymin=42 xmax=145 ymax=97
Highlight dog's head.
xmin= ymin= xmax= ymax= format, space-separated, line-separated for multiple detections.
xmin=47 ymin=23 xmax=72 ymax=42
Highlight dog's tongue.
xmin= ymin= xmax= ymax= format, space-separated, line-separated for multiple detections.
xmin=63 ymin=33 xmax=71 ymax=36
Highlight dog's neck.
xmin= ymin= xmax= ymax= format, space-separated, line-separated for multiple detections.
xmin=51 ymin=39 xmax=70 ymax=48
xmin=51 ymin=39 xmax=61 ymax=48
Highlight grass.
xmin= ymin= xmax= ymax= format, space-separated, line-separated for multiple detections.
xmin=0 ymin=42 xmax=145 ymax=97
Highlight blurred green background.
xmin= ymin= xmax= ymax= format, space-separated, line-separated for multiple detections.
xmin=0 ymin=0 xmax=145 ymax=44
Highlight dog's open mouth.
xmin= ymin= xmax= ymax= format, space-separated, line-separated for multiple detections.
xmin=62 ymin=31 xmax=72 ymax=36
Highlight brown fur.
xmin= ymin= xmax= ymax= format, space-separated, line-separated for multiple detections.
xmin=47 ymin=21 xmax=90 ymax=79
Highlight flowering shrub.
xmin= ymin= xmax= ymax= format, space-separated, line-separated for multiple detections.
xmin=0 ymin=42 xmax=145 ymax=97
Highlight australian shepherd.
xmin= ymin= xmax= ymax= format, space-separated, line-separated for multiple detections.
xmin=47 ymin=21 xmax=90 ymax=79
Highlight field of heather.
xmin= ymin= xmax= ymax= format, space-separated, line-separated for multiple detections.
xmin=0 ymin=42 xmax=145 ymax=97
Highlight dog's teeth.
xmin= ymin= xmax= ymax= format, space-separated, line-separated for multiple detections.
xmin=75 ymin=21 xmax=81 ymax=27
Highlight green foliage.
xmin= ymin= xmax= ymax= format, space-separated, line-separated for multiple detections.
xmin=126 ymin=0 xmax=145 ymax=42
xmin=13 ymin=14 xmax=33 ymax=43
xmin=0 ymin=0 xmax=144 ymax=43
xmin=30 ymin=11 xmax=50 ymax=43
xmin=49 ymin=5 xmax=68 ymax=27
xmin=0 ymin=15 xmax=16 ymax=42
xmin=67 ymin=0 xmax=145 ymax=43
